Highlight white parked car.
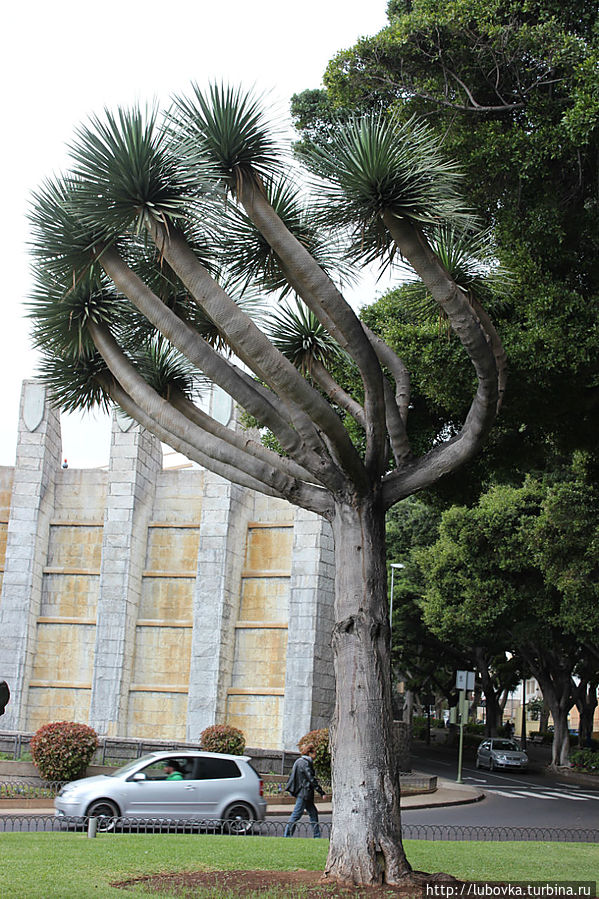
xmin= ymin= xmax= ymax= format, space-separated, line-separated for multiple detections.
xmin=476 ymin=738 xmax=528 ymax=771
xmin=54 ymin=750 xmax=266 ymax=831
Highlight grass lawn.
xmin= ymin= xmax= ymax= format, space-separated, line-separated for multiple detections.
xmin=0 ymin=833 xmax=596 ymax=898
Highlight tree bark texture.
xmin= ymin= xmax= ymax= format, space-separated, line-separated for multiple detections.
xmin=529 ymin=668 xmax=572 ymax=767
xmin=324 ymin=497 xmax=411 ymax=885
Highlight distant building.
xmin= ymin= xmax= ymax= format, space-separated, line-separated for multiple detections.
xmin=0 ymin=381 xmax=335 ymax=750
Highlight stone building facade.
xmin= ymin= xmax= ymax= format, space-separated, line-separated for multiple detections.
xmin=0 ymin=381 xmax=336 ymax=750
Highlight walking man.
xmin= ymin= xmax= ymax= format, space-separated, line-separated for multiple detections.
xmin=283 ymin=742 xmax=326 ymax=837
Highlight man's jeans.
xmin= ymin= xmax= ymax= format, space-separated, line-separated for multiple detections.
xmin=283 ymin=794 xmax=321 ymax=838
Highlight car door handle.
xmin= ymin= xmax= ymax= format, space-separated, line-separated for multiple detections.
xmin=184 ymin=785 xmax=195 ymax=791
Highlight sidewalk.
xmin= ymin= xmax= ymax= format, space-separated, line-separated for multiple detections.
xmin=0 ymin=777 xmax=484 ymax=817
xmin=266 ymin=776 xmax=483 ymax=816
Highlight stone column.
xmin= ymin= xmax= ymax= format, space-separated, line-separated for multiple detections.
xmin=0 ymin=381 xmax=61 ymax=730
xmin=281 ymin=509 xmax=336 ymax=750
xmin=88 ymin=416 xmax=162 ymax=736
xmin=186 ymin=473 xmax=253 ymax=740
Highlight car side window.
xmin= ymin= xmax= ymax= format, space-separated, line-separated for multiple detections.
xmin=137 ymin=757 xmax=193 ymax=780
xmin=196 ymin=758 xmax=242 ymax=780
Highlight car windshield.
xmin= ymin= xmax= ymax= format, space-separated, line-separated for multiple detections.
xmin=492 ymin=740 xmax=519 ymax=751
xmin=108 ymin=754 xmax=160 ymax=777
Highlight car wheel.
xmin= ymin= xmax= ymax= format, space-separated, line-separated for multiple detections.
xmin=86 ymin=799 xmax=120 ymax=832
xmin=489 ymin=759 xmax=494 ymax=771
xmin=223 ymin=802 xmax=254 ymax=835
xmin=475 ymin=757 xmax=481 ymax=769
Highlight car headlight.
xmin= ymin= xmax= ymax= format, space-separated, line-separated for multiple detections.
xmin=496 ymin=754 xmax=507 ymax=761
xmin=57 ymin=784 xmax=77 ymax=797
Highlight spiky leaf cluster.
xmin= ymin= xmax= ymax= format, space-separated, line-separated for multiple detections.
xmin=400 ymin=226 xmax=513 ymax=326
xmin=267 ymin=299 xmax=345 ymax=373
xmin=29 ymin=269 xmax=126 ymax=359
xmin=68 ymin=105 xmax=201 ymax=237
xmin=29 ymin=176 xmax=106 ymax=284
xmin=169 ymin=83 xmax=284 ymax=192
xmin=133 ymin=336 xmax=208 ymax=401
xmin=300 ymin=112 xmax=467 ymax=264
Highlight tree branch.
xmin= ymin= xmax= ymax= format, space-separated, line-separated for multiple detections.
xmin=98 ymin=245 xmax=343 ymax=490
xmin=237 ymin=180 xmax=388 ymax=479
xmin=309 ymin=359 xmax=367 ymax=430
xmin=89 ymin=321 xmax=332 ymax=514
xmin=146 ymin=220 xmax=368 ymax=492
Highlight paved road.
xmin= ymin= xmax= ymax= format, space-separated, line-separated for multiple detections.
xmin=405 ymin=744 xmax=599 ymax=832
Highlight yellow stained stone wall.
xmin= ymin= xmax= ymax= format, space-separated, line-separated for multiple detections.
xmin=239 ymin=578 xmax=289 ymax=623
xmin=32 ymin=623 xmax=96 ymax=685
xmin=226 ymin=694 xmax=285 ymax=750
xmin=25 ymin=522 xmax=102 ymax=731
xmin=145 ymin=526 xmax=201 ymax=574
xmin=231 ymin=628 xmax=288 ymax=689
xmin=0 ymin=468 xmax=14 ymax=601
xmin=40 ymin=574 xmax=99 ymax=620
xmin=127 ymin=691 xmax=189 ymax=741
xmin=245 ymin=525 xmax=293 ymax=573
xmin=46 ymin=524 xmax=103 ymax=570
xmin=125 ymin=470 xmax=204 ymax=739
xmin=27 ymin=687 xmax=92 ymax=732
xmin=52 ymin=469 xmax=107 ymax=522
xmin=131 ymin=624 xmax=193 ymax=686
xmin=226 ymin=521 xmax=293 ymax=748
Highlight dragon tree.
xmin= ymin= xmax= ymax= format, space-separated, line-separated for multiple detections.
xmin=29 ymin=85 xmax=505 ymax=886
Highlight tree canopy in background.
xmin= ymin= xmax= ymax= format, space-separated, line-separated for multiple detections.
xmin=293 ymin=0 xmax=599 ymax=489
xmin=292 ymin=1 xmax=599 ymax=750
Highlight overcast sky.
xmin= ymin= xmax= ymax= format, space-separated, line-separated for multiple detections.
xmin=1 ymin=0 xmax=391 ymax=468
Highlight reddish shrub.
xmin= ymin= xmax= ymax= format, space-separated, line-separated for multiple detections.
xmin=299 ymin=727 xmax=330 ymax=779
xmin=30 ymin=721 xmax=99 ymax=782
xmin=200 ymin=724 xmax=246 ymax=755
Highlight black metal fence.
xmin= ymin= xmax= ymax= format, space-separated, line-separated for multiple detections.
xmin=0 ymin=815 xmax=596 ymax=842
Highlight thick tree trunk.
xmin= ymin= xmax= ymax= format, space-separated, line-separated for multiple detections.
xmin=324 ymin=496 xmax=412 ymax=885
xmin=475 ymin=651 xmax=503 ymax=736
xmin=573 ymin=680 xmax=598 ymax=747
xmin=531 ymin=671 xmax=572 ymax=767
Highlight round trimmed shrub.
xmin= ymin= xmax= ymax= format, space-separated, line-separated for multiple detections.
xmin=299 ymin=727 xmax=330 ymax=779
xmin=200 ymin=724 xmax=246 ymax=755
xmin=30 ymin=721 xmax=99 ymax=782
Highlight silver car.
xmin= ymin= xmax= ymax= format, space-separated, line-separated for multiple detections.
xmin=476 ymin=738 xmax=528 ymax=771
xmin=55 ymin=750 xmax=266 ymax=831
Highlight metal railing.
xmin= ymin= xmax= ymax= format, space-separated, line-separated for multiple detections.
xmin=0 ymin=815 xmax=596 ymax=842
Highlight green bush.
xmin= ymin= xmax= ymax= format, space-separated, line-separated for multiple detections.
xmin=465 ymin=723 xmax=485 ymax=734
xmin=299 ymin=727 xmax=331 ymax=779
xmin=200 ymin=724 xmax=246 ymax=755
xmin=30 ymin=721 xmax=98 ymax=782
xmin=569 ymin=748 xmax=599 ymax=772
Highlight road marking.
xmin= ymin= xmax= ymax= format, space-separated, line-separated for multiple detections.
xmin=486 ymin=787 xmax=594 ymax=801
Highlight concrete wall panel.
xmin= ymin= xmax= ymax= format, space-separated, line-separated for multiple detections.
xmin=131 ymin=625 xmax=192 ymax=687
xmin=226 ymin=694 xmax=284 ymax=749
xmin=127 ymin=691 xmax=188 ymax=740
xmin=139 ymin=576 xmax=194 ymax=622
xmin=239 ymin=578 xmax=289 ymax=622
xmin=40 ymin=574 xmax=99 ymax=619
xmin=27 ymin=687 xmax=91 ymax=731
xmin=231 ymin=628 xmax=288 ymax=690
xmin=32 ymin=623 xmax=95 ymax=685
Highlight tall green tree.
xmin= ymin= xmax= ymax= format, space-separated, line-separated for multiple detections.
xmin=417 ymin=476 xmax=599 ymax=765
xmin=28 ymin=86 xmax=503 ymax=886
xmin=293 ymin=0 xmax=599 ymax=479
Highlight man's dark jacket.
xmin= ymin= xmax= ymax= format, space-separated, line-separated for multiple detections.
xmin=285 ymin=754 xmax=324 ymax=800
